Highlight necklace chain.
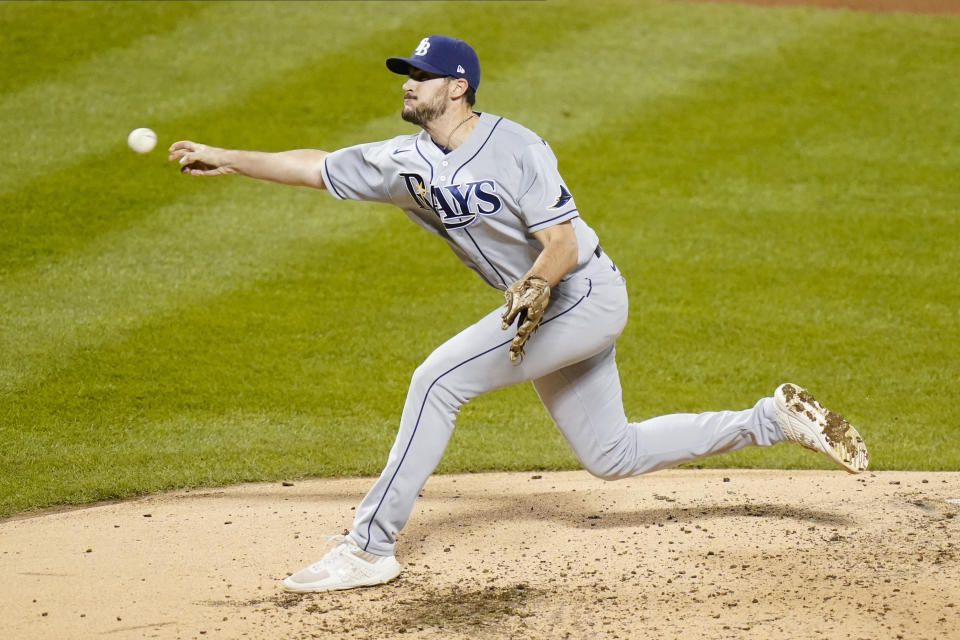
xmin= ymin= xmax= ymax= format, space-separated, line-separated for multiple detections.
xmin=446 ymin=113 xmax=476 ymax=150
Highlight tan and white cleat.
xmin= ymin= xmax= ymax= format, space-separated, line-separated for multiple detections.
xmin=774 ymin=383 xmax=869 ymax=474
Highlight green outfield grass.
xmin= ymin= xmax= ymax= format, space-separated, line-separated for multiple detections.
xmin=1 ymin=0 xmax=958 ymax=518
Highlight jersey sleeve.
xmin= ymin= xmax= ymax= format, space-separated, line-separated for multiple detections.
xmin=515 ymin=140 xmax=579 ymax=232
xmin=321 ymin=139 xmax=398 ymax=203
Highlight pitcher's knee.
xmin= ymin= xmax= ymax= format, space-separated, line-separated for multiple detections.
xmin=580 ymin=454 xmax=636 ymax=481
xmin=409 ymin=360 xmax=466 ymax=415
xmin=409 ymin=361 xmax=437 ymax=395
xmin=410 ymin=352 xmax=450 ymax=393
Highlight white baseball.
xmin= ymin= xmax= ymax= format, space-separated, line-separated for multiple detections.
xmin=127 ymin=127 xmax=157 ymax=154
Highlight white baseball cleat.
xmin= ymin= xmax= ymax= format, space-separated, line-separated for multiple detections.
xmin=282 ymin=535 xmax=402 ymax=593
xmin=774 ymin=383 xmax=869 ymax=474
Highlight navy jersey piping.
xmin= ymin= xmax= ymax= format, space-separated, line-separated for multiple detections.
xmin=362 ymin=278 xmax=592 ymax=550
xmin=451 ymin=116 xmax=504 ymax=183
xmin=543 ymin=277 xmax=592 ymax=323
xmin=323 ymin=157 xmax=348 ymax=199
xmin=468 ymin=264 xmax=498 ymax=289
xmin=528 ymin=209 xmax=579 ymax=231
xmin=414 ymin=138 xmax=434 ymax=183
xmin=463 ymin=228 xmax=508 ymax=287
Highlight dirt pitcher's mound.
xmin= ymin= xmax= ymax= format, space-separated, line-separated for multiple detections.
xmin=2 ymin=469 xmax=959 ymax=640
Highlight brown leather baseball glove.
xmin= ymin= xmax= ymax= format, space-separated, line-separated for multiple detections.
xmin=501 ymin=275 xmax=551 ymax=363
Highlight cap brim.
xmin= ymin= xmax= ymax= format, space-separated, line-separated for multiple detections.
xmin=385 ymin=56 xmax=448 ymax=78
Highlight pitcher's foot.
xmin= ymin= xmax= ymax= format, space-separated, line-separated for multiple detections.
xmin=774 ymin=383 xmax=869 ymax=474
xmin=282 ymin=535 xmax=401 ymax=593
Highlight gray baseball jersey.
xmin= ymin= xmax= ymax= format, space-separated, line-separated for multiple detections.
xmin=319 ymin=112 xmax=786 ymax=556
xmin=321 ymin=112 xmax=599 ymax=291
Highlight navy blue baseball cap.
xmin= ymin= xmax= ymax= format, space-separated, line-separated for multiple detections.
xmin=386 ymin=35 xmax=481 ymax=90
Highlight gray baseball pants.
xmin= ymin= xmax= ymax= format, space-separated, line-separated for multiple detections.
xmin=349 ymin=253 xmax=785 ymax=555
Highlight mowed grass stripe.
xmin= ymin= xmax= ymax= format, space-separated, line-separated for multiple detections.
xmin=0 ymin=212 xmax=585 ymax=515
xmin=0 ymin=23 xmax=423 ymax=274
xmin=613 ymin=12 xmax=960 ymax=339
xmin=1 ymin=0 xmax=500 ymax=388
xmin=0 ymin=1 xmax=434 ymax=194
xmin=1 ymin=0 xmax=848 ymax=510
xmin=550 ymin=11 xmax=960 ymax=467
xmin=0 ymin=20 xmax=442 ymax=275
xmin=5 ymin=10 xmax=928 ymax=416
xmin=0 ymin=219 xmax=503 ymax=514
xmin=0 ymin=2 xmax=823 ymax=390
xmin=3 ymin=3 xmax=959 ymax=515
xmin=1 ymin=0 xmax=627 ymax=274
xmin=481 ymin=0 xmax=847 ymax=142
xmin=629 ymin=12 xmax=960 ymax=205
xmin=0 ymin=2 xmax=636 ymax=390
xmin=0 ymin=0 xmax=210 ymax=96
xmin=581 ymin=7 xmax=960 ymax=307
xmin=0 ymin=184 xmax=396 ymax=393
xmin=0 ymin=0 xmax=836 ymax=276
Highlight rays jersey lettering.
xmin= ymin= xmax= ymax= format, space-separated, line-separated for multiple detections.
xmin=400 ymin=172 xmax=503 ymax=230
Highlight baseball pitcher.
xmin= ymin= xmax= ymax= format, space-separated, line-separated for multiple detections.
xmin=168 ymin=35 xmax=869 ymax=593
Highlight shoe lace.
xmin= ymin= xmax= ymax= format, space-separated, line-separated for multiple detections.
xmin=325 ymin=533 xmax=348 ymax=547
xmin=325 ymin=533 xmax=382 ymax=564
xmin=306 ymin=534 xmax=350 ymax=572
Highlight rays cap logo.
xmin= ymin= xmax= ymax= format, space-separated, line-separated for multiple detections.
xmin=386 ymin=35 xmax=481 ymax=90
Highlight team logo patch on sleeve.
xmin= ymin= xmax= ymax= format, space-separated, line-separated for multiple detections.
xmin=549 ymin=184 xmax=573 ymax=209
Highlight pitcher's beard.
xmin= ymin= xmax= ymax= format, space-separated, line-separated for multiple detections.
xmin=402 ymin=97 xmax=448 ymax=127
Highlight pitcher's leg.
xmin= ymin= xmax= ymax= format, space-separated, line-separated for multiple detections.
xmin=534 ymin=347 xmax=785 ymax=479
xmin=351 ymin=280 xmax=615 ymax=555
xmin=349 ymin=312 xmax=514 ymax=555
xmin=614 ymin=398 xmax=783 ymax=476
